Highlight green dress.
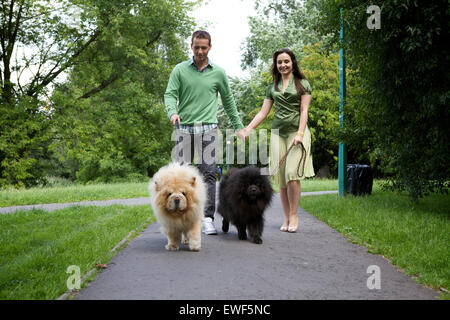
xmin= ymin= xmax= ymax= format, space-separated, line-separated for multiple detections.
xmin=266 ymin=76 xmax=315 ymax=183
xmin=265 ymin=76 xmax=312 ymax=137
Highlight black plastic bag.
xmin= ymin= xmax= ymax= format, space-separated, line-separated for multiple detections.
xmin=347 ymin=164 xmax=373 ymax=195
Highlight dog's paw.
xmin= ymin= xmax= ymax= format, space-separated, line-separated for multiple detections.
xmin=222 ymin=219 xmax=229 ymax=233
xmin=252 ymin=237 xmax=263 ymax=244
xmin=165 ymin=244 xmax=179 ymax=251
xmin=189 ymin=239 xmax=201 ymax=251
xmin=238 ymin=233 xmax=247 ymax=240
xmin=189 ymin=245 xmax=201 ymax=252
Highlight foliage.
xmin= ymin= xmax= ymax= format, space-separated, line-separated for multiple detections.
xmin=242 ymin=0 xmax=329 ymax=69
xmin=300 ymin=44 xmax=340 ymax=173
xmin=50 ymin=85 xmax=175 ymax=183
xmin=1 ymin=0 xmax=199 ymax=187
xmin=0 ymin=96 xmax=49 ymax=188
xmin=312 ymin=0 xmax=450 ymax=199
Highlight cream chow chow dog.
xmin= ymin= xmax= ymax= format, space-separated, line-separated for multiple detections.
xmin=149 ymin=163 xmax=206 ymax=251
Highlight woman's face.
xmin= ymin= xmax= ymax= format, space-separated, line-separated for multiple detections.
xmin=276 ymin=52 xmax=293 ymax=76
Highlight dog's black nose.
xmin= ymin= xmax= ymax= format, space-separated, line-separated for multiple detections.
xmin=249 ymin=185 xmax=258 ymax=194
xmin=174 ymin=198 xmax=180 ymax=205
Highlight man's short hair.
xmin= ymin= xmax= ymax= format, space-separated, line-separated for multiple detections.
xmin=191 ymin=30 xmax=211 ymax=46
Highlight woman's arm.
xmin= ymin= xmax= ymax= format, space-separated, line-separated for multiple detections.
xmin=293 ymin=94 xmax=311 ymax=145
xmin=247 ymin=99 xmax=274 ymax=130
xmin=238 ymin=99 xmax=274 ymax=140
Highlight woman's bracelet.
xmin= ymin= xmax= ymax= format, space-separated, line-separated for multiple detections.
xmin=297 ymin=131 xmax=304 ymax=137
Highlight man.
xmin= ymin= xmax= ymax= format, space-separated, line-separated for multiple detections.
xmin=164 ymin=30 xmax=244 ymax=235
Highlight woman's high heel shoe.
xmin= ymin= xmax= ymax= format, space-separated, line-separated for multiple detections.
xmin=287 ymin=225 xmax=298 ymax=233
xmin=280 ymin=225 xmax=288 ymax=232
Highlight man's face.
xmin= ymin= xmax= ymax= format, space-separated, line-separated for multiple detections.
xmin=191 ymin=37 xmax=211 ymax=63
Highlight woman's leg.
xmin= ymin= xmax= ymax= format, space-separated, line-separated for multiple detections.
xmin=270 ymin=133 xmax=289 ymax=230
xmin=284 ymin=131 xmax=306 ymax=231
xmin=286 ymin=180 xmax=301 ymax=230
xmin=279 ymin=187 xmax=290 ymax=229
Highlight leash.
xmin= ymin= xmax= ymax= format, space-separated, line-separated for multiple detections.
xmin=269 ymin=141 xmax=306 ymax=178
xmin=173 ymin=121 xmax=306 ymax=178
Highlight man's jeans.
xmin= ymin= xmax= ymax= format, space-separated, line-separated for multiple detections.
xmin=173 ymin=129 xmax=217 ymax=220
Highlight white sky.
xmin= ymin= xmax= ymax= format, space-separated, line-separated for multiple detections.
xmin=189 ymin=0 xmax=256 ymax=78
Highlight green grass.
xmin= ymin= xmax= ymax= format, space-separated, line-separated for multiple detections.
xmin=0 ymin=182 xmax=150 ymax=207
xmin=269 ymin=178 xmax=339 ymax=194
xmin=300 ymin=178 xmax=338 ymax=192
xmin=1 ymin=178 xmax=341 ymax=207
xmin=0 ymin=205 xmax=155 ymax=299
xmin=300 ymin=190 xmax=450 ymax=299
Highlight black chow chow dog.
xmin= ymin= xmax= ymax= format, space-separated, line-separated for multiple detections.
xmin=217 ymin=166 xmax=274 ymax=244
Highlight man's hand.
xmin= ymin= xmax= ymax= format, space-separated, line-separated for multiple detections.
xmin=170 ymin=114 xmax=181 ymax=126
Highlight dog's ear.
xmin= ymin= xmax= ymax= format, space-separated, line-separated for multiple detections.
xmin=191 ymin=176 xmax=197 ymax=187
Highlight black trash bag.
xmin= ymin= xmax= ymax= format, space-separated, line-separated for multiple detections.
xmin=347 ymin=164 xmax=373 ymax=195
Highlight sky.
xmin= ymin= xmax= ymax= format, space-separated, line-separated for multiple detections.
xmin=190 ymin=0 xmax=256 ymax=79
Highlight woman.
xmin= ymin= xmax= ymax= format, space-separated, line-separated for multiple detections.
xmin=240 ymin=48 xmax=315 ymax=233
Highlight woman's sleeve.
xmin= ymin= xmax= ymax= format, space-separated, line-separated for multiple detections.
xmin=265 ymin=84 xmax=274 ymax=100
xmin=301 ymin=79 xmax=312 ymax=95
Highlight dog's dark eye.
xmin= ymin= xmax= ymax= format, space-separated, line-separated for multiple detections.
xmin=167 ymin=192 xmax=172 ymax=197
xmin=182 ymin=192 xmax=186 ymax=196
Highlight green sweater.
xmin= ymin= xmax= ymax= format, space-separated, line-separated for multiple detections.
xmin=164 ymin=60 xmax=243 ymax=129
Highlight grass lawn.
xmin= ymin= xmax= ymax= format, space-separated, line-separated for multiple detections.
xmin=0 ymin=205 xmax=155 ymax=299
xmin=0 ymin=178 xmax=340 ymax=207
xmin=0 ymin=182 xmax=150 ymax=207
xmin=270 ymin=178 xmax=338 ymax=194
xmin=300 ymin=190 xmax=450 ymax=299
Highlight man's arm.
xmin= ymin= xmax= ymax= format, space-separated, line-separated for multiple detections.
xmin=218 ymin=71 xmax=244 ymax=130
xmin=164 ymin=67 xmax=180 ymax=121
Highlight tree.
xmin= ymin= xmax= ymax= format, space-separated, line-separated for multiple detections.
xmin=48 ymin=0 xmax=196 ymax=183
xmin=0 ymin=0 xmax=198 ymax=187
xmin=0 ymin=95 xmax=49 ymax=187
xmin=312 ymin=0 xmax=450 ymax=199
xmin=242 ymin=0 xmax=326 ymax=69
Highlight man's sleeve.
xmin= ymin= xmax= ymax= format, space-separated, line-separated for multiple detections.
xmin=218 ymin=71 xmax=244 ymax=130
xmin=164 ymin=67 xmax=180 ymax=119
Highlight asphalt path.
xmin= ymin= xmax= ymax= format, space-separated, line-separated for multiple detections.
xmin=1 ymin=191 xmax=337 ymax=214
xmin=74 ymin=193 xmax=438 ymax=300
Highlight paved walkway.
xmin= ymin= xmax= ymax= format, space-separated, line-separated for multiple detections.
xmin=73 ymin=194 xmax=437 ymax=300
xmin=0 ymin=191 xmax=338 ymax=214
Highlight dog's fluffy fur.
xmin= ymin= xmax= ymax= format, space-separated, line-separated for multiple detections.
xmin=218 ymin=166 xmax=273 ymax=244
xmin=149 ymin=163 xmax=206 ymax=251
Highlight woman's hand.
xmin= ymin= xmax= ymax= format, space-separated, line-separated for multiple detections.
xmin=236 ymin=127 xmax=251 ymax=141
xmin=292 ymin=134 xmax=303 ymax=146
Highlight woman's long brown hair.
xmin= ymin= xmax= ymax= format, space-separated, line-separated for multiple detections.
xmin=271 ymin=48 xmax=307 ymax=95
